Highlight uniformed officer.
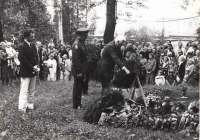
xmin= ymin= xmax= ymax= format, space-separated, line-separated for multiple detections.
xmin=71 ymin=28 xmax=89 ymax=109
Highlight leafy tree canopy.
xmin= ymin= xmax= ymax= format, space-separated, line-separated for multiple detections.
xmin=0 ymin=0 xmax=56 ymax=44
xmin=125 ymin=26 xmax=156 ymax=43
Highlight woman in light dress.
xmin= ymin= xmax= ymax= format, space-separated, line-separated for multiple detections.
xmin=46 ymin=53 xmax=57 ymax=81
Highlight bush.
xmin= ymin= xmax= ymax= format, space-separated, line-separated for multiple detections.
xmin=85 ymin=43 xmax=101 ymax=80
xmin=83 ymin=90 xmax=124 ymax=124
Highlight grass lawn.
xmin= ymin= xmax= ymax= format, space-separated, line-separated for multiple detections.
xmin=0 ymin=79 xmax=199 ymax=140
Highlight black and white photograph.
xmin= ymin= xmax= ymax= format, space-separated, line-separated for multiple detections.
xmin=0 ymin=0 xmax=199 ymax=139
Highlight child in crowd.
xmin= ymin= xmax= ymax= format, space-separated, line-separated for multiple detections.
xmin=166 ymin=60 xmax=177 ymax=86
xmin=155 ymin=70 xmax=165 ymax=86
xmin=47 ymin=53 xmax=57 ymax=81
xmin=5 ymin=42 xmax=16 ymax=68
xmin=60 ymin=54 xmax=67 ymax=80
xmin=159 ymin=51 xmax=165 ymax=68
xmin=66 ymin=45 xmax=72 ymax=59
xmin=161 ymin=56 xmax=169 ymax=77
xmin=145 ymin=53 xmax=156 ymax=84
xmin=166 ymin=71 xmax=176 ymax=86
xmin=66 ymin=55 xmax=72 ymax=81
xmin=60 ymin=61 xmax=65 ymax=80
xmin=60 ymin=54 xmax=72 ymax=80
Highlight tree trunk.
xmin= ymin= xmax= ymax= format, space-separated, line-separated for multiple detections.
xmin=103 ymin=0 xmax=116 ymax=44
xmin=0 ymin=0 xmax=4 ymax=42
xmin=0 ymin=18 xmax=3 ymax=42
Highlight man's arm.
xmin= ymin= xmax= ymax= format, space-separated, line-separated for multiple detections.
xmin=107 ymin=46 xmax=124 ymax=68
xmin=107 ymin=46 xmax=130 ymax=74
xmin=72 ymin=44 xmax=82 ymax=75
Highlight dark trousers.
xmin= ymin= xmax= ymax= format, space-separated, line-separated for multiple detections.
xmin=82 ymin=72 xmax=89 ymax=95
xmin=2 ymin=79 xmax=9 ymax=85
xmin=73 ymin=76 xmax=83 ymax=109
xmin=100 ymin=74 xmax=111 ymax=91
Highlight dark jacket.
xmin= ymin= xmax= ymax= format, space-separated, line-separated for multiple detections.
xmin=18 ymin=41 xmax=39 ymax=77
xmin=98 ymin=40 xmax=124 ymax=77
xmin=178 ymin=60 xmax=186 ymax=81
xmin=71 ymin=39 xmax=87 ymax=76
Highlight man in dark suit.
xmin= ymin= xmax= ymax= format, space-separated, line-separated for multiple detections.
xmin=98 ymin=35 xmax=130 ymax=92
xmin=71 ymin=28 xmax=89 ymax=109
xmin=18 ymin=29 xmax=39 ymax=113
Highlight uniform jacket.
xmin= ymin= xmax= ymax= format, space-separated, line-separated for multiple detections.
xmin=18 ymin=41 xmax=39 ymax=77
xmin=98 ymin=40 xmax=124 ymax=77
xmin=71 ymin=39 xmax=87 ymax=76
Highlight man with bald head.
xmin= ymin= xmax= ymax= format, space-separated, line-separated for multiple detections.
xmin=98 ymin=35 xmax=130 ymax=93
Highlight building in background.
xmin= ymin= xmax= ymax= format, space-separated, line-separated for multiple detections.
xmin=164 ymin=17 xmax=200 ymax=41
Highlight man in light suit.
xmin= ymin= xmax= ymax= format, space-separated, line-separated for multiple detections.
xmin=18 ymin=29 xmax=39 ymax=113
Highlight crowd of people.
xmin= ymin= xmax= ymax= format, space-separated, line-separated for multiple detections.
xmin=0 ymin=38 xmax=73 ymax=86
xmin=108 ymin=39 xmax=199 ymax=88
xmin=128 ymin=40 xmax=200 ymax=87
xmin=0 ymin=28 xmax=199 ymax=113
xmin=0 ymin=36 xmax=199 ymax=89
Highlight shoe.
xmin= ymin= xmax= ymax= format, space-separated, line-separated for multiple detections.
xmin=18 ymin=109 xmax=26 ymax=113
xmin=77 ymin=104 xmax=83 ymax=109
xmin=180 ymin=96 xmax=188 ymax=99
xmin=18 ymin=110 xmax=28 ymax=120
xmin=21 ymin=113 xmax=29 ymax=120
xmin=27 ymin=103 xmax=34 ymax=110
